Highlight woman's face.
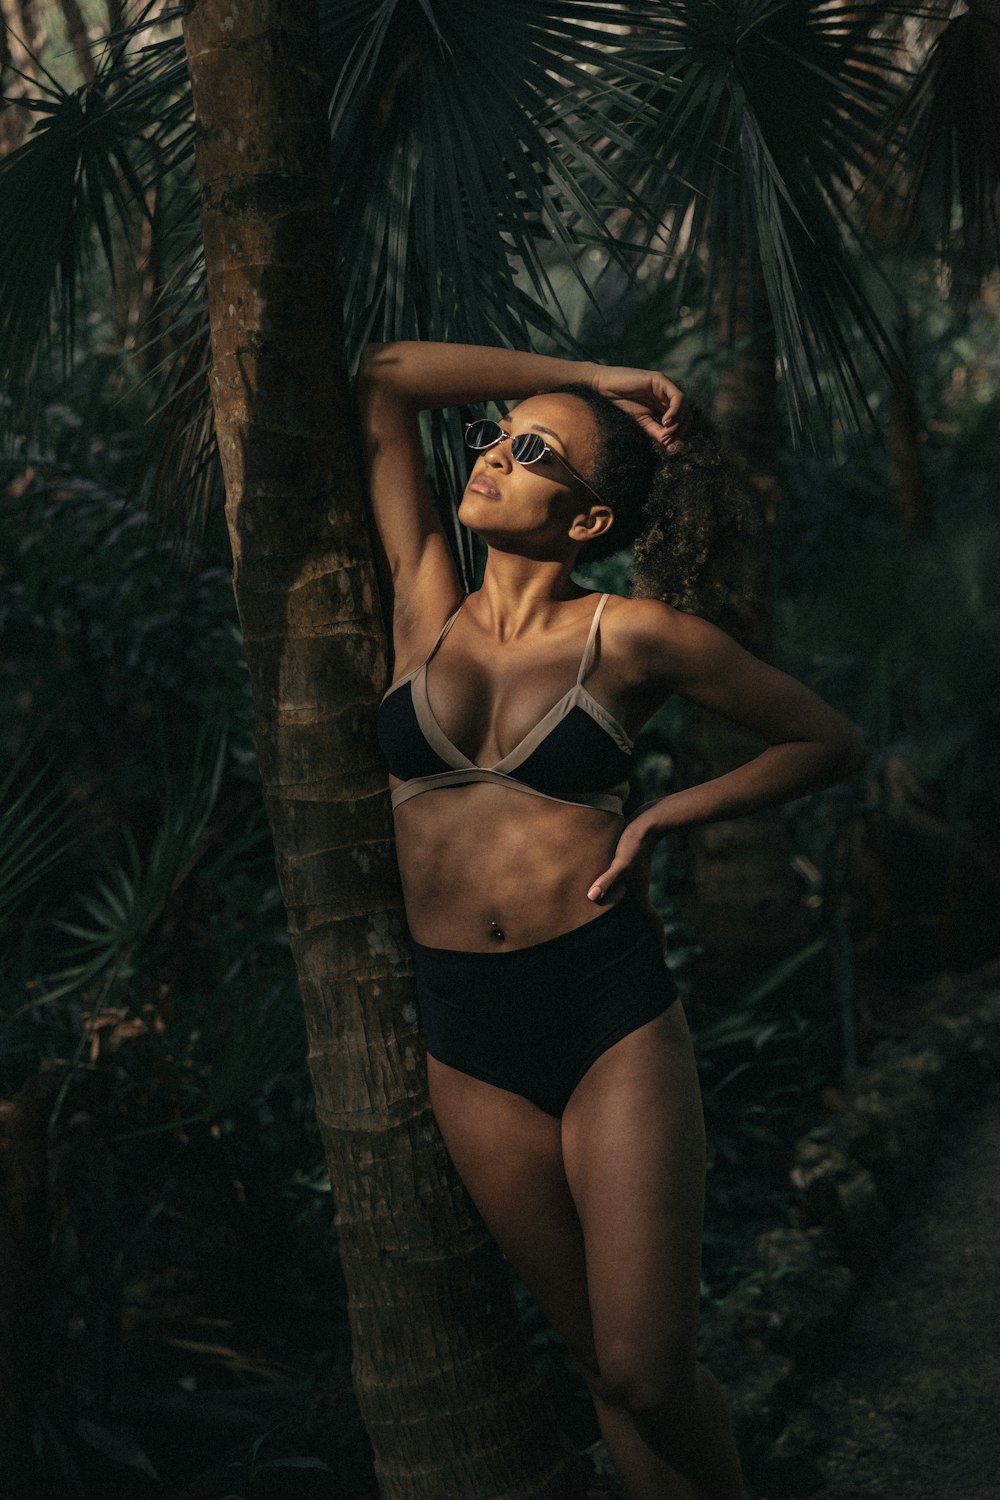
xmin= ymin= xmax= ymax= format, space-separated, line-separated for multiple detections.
xmin=457 ymin=393 xmax=613 ymax=559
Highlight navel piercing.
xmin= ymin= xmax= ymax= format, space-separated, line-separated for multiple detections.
xmin=490 ymin=917 xmax=506 ymax=942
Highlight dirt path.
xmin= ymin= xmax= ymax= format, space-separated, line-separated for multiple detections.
xmin=789 ymin=1082 xmax=1000 ymax=1500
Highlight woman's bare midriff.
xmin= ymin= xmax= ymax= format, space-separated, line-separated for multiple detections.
xmin=390 ymin=779 xmax=627 ymax=950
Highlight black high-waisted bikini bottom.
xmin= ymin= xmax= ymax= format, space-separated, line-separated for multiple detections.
xmin=408 ymin=887 xmax=680 ymax=1119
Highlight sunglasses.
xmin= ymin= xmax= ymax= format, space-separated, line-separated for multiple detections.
xmin=464 ymin=419 xmax=606 ymax=505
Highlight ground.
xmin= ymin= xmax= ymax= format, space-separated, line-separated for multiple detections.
xmin=773 ymin=1084 xmax=1000 ymax=1500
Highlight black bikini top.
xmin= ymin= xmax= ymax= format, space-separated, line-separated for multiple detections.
xmin=376 ymin=591 xmax=633 ymax=816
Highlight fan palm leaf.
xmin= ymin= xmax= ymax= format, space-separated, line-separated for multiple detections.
xmin=1 ymin=1 xmax=669 ymax=554
xmin=0 ymin=737 xmax=78 ymax=944
xmin=880 ymin=1 xmax=1000 ymax=289
xmin=35 ymin=713 xmax=228 ymax=1006
xmin=613 ymin=0 xmax=911 ymax=445
xmin=0 ymin=3 xmax=169 ymax=419
xmin=1 ymin=3 xmax=945 ymax=511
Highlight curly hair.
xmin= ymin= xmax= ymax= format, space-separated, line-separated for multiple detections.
xmin=542 ymin=383 xmax=764 ymax=629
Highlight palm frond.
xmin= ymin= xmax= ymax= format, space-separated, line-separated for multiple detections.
xmin=35 ymin=712 xmax=228 ymax=1006
xmin=2 ymin=1 xmax=942 ymax=540
xmin=0 ymin=3 xmax=175 ymax=441
xmin=317 ymin=0 xmax=675 ymax=584
xmin=323 ymin=0 xmax=666 ymax=364
xmin=612 ymin=0 xmax=911 ymax=447
xmin=0 ymin=737 xmax=78 ymax=942
xmin=2 ymin=1 xmax=675 ymax=558
xmin=881 ymin=4 xmax=1000 ymax=293
xmin=205 ymin=975 xmax=307 ymax=1119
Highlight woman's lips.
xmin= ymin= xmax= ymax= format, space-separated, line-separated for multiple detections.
xmin=468 ymin=476 xmax=501 ymax=498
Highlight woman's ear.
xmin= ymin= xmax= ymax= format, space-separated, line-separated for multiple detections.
xmin=569 ymin=504 xmax=614 ymax=546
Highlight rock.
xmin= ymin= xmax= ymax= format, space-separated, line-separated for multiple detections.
xmin=789 ymin=1141 xmax=890 ymax=1271
xmin=723 ymin=1350 xmax=798 ymax=1466
xmin=581 ymin=1438 xmax=625 ymax=1498
xmin=733 ymin=1227 xmax=857 ymax=1372
xmin=761 ymin=1406 xmax=832 ymax=1495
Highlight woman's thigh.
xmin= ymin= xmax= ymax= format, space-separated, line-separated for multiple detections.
xmin=426 ymin=1054 xmax=602 ymax=1380
xmin=560 ymin=1000 xmax=707 ymax=1398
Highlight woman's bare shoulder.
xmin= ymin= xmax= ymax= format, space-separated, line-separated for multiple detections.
xmin=602 ymin=594 xmax=715 ymax=689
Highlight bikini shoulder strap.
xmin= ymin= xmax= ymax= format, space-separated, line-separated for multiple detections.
xmin=576 ymin=593 xmax=611 ymax=685
xmin=421 ymin=594 xmax=468 ymax=668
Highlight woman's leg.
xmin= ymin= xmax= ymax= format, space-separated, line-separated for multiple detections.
xmin=561 ymin=1000 xmax=749 ymax=1500
xmin=425 ymin=1054 xmax=604 ymax=1383
xmin=427 ymin=1057 xmax=699 ymax=1498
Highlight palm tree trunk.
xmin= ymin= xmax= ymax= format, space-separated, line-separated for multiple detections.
xmin=0 ymin=0 xmax=46 ymax=157
xmin=180 ymin=3 xmax=577 ymax=1495
xmin=886 ymin=301 xmax=931 ymax=538
xmin=676 ymin=260 xmax=812 ymax=1007
xmin=57 ymin=0 xmax=95 ymax=83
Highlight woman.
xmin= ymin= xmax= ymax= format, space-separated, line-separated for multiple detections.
xmin=356 ymin=340 xmax=868 ymax=1500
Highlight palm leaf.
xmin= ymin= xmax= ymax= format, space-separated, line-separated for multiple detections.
xmin=1 ymin=2 xmax=672 ymax=561
xmin=0 ymin=735 xmax=78 ymax=940
xmin=880 ymin=4 xmax=1000 ymax=291
xmin=610 ymin=0 xmax=911 ymax=447
xmin=0 ymin=2 xmax=171 ymax=436
xmin=0 ymin=2 xmax=938 ymax=539
xmin=317 ymin=0 xmax=675 ymax=584
xmin=35 ymin=712 xmax=229 ymax=1006
xmin=323 ymin=0 xmax=665 ymax=361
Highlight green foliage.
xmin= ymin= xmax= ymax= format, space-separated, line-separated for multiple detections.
xmin=0 ymin=731 xmax=79 ymax=938
xmin=6 ymin=2 xmax=980 ymax=573
xmin=0 ymin=1 xmax=674 ymax=570
xmin=774 ymin=272 xmax=1000 ymax=836
xmin=41 ymin=716 xmax=229 ymax=1005
xmin=611 ymin=1 xmax=906 ymax=446
xmin=884 ymin=4 xmax=1000 ymax=287
xmin=0 ymin=462 xmax=346 ymax=1493
xmin=321 ymin=0 xmax=665 ymax=354
xmin=1 ymin=1 xmax=998 ymax=1483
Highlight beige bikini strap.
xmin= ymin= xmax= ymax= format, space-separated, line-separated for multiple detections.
xmin=576 ymin=593 xmax=611 ymax=686
xmin=422 ymin=595 xmax=467 ymax=668
xmin=390 ymin=767 xmax=627 ymax=815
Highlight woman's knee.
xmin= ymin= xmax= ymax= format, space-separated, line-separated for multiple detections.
xmin=592 ymin=1340 xmax=699 ymax=1420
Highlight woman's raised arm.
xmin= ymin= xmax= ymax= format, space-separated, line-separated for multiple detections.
xmin=354 ymin=340 xmax=599 ymax=660
xmin=353 ymin=341 xmax=688 ymax=663
xmin=358 ymin=339 xmax=598 ymax=410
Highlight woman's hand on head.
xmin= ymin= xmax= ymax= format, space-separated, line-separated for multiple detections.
xmin=588 ymin=364 xmax=689 ymax=446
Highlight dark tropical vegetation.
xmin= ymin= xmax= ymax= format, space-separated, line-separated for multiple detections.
xmin=1 ymin=2 xmax=998 ymax=1496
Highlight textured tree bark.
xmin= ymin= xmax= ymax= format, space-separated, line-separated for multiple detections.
xmin=676 ymin=260 xmax=812 ymax=1007
xmin=57 ymin=0 xmax=95 ymax=82
xmin=180 ymin=3 xmax=576 ymax=1495
xmin=0 ymin=0 xmax=46 ymax=157
xmin=886 ymin=301 xmax=931 ymax=537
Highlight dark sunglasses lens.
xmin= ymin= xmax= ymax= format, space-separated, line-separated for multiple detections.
xmin=465 ymin=420 xmax=502 ymax=449
xmin=465 ymin=421 xmax=547 ymax=465
xmin=511 ymin=433 xmax=546 ymax=464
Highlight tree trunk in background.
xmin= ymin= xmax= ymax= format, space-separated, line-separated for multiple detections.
xmin=0 ymin=0 xmax=46 ymax=157
xmin=675 ymin=262 xmax=812 ymax=1006
xmin=886 ymin=301 xmax=931 ymax=537
xmin=57 ymin=0 xmax=95 ymax=83
xmin=181 ymin=4 xmax=576 ymax=1496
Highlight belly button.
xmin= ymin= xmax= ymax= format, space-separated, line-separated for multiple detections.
xmin=489 ymin=917 xmax=506 ymax=942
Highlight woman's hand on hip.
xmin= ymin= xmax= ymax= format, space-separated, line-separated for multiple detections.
xmin=586 ymin=816 xmax=669 ymax=959
xmin=588 ymin=364 xmax=688 ymax=445
xmin=586 ymin=812 xmax=660 ymax=905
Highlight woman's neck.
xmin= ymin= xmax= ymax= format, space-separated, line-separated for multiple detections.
xmin=471 ymin=554 xmax=590 ymax=641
